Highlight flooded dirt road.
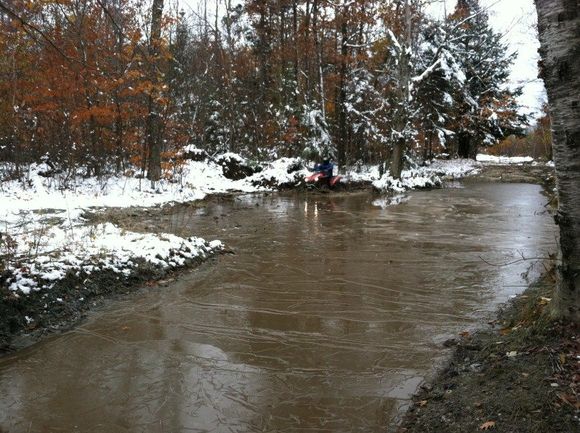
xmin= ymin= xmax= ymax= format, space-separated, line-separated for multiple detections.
xmin=0 ymin=183 xmax=557 ymax=432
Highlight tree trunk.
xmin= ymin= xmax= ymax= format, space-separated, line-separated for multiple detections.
xmin=337 ymin=1 xmax=348 ymax=167
xmin=535 ymin=0 xmax=580 ymax=321
xmin=113 ymin=0 xmax=125 ymax=172
xmin=307 ymin=0 xmax=316 ymax=101
xmin=457 ymin=132 xmax=476 ymax=159
xmin=390 ymin=138 xmax=404 ymax=179
xmin=292 ymin=0 xmax=299 ymax=94
xmin=390 ymin=0 xmax=412 ymax=179
xmin=146 ymin=0 xmax=164 ymax=182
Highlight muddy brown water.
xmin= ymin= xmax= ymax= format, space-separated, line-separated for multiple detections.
xmin=0 ymin=183 xmax=557 ymax=433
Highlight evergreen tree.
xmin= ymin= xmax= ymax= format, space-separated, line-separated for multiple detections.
xmin=446 ymin=0 xmax=525 ymax=158
xmin=345 ymin=64 xmax=388 ymax=164
xmin=412 ymin=18 xmax=464 ymax=160
xmin=376 ymin=0 xmax=418 ymax=178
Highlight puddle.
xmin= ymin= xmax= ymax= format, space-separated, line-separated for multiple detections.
xmin=0 ymin=183 xmax=557 ymax=432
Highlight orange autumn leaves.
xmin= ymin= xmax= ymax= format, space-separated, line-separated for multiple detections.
xmin=0 ymin=0 xmax=179 ymax=174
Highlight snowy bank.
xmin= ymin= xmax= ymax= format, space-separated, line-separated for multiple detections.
xmin=0 ymin=155 xmax=308 ymax=218
xmin=371 ymin=158 xmax=481 ymax=193
xmin=4 ymin=221 xmax=223 ymax=295
xmin=2 ymin=153 xmax=523 ymax=219
xmin=476 ymin=154 xmax=534 ymax=164
xmin=370 ymin=155 xmax=546 ymax=193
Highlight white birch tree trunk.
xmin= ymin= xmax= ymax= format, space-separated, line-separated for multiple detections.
xmin=535 ymin=0 xmax=580 ymax=321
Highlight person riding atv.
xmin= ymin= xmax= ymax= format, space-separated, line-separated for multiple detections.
xmin=313 ymin=159 xmax=334 ymax=178
xmin=306 ymin=159 xmax=341 ymax=188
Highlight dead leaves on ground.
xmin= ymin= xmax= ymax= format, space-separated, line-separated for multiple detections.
xmin=498 ymin=320 xmax=525 ymax=336
xmin=556 ymin=392 xmax=580 ymax=410
xmin=479 ymin=420 xmax=496 ymax=430
xmin=538 ymin=296 xmax=552 ymax=306
xmin=549 ymin=332 xmax=580 ymax=411
xmin=498 ymin=327 xmax=512 ymax=336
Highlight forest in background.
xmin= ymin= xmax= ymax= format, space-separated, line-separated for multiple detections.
xmin=0 ymin=0 xmax=546 ymax=182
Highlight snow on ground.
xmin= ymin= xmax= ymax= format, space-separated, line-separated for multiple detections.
xmin=5 ymin=221 xmax=223 ymax=295
xmin=0 ymin=155 xmax=310 ymax=217
xmin=476 ymin=154 xmax=534 ymax=164
xmin=1 ymin=161 xmax=244 ymax=215
xmin=369 ymin=158 xmax=481 ymax=193
xmin=341 ymin=164 xmax=382 ymax=183
xmin=246 ymin=157 xmax=310 ymax=187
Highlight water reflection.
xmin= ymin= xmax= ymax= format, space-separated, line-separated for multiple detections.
xmin=0 ymin=184 xmax=556 ymax=432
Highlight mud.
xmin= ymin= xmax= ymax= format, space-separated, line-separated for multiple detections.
xmin=0 ymin=183 xmax=557 ymax=432
xmin=0 ymin=253 xmax=217 ymax=353
xmin=469 ymin=162 xmax=555 ymax=188
xmin=399 ymin=271 xmax=579 ymax=433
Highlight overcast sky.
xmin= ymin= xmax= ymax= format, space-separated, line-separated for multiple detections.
xmin=177 ymin=0 xmax=546 ymax=118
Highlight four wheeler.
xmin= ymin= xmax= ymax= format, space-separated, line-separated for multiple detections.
xmin=305 ymin=160 xmax=341 ymax=189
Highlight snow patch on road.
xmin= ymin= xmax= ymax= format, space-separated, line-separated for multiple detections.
xmin=476 ymin=154 xmax=534 ymax=164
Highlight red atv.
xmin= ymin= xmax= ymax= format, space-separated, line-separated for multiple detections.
xmin=305 ymin=161 xmax=341 ymax=188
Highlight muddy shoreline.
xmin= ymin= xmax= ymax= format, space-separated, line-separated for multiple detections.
xmin=468 ymin=161 xmax=555 ymax=186
xmin=0 ymin=251 xmax=226 ymax=353
xmin=397 ymin=163 xmax=579 ymax=433
xmin=397 ymin=270 xmax=579 ymax=433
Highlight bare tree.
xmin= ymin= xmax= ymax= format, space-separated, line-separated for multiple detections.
xmin=535 ymin=0 xmax=580 ymax=321
xmin=337 ymin=0 xmax=348 ymax=167
xmin=146 ymin=0 xmax=164 ymax=182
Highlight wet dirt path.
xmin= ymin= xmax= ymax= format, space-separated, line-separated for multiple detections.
xmin=0 ymin=184 xmax=557 ymax=432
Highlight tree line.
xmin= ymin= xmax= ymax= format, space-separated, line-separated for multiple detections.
xmin=0 ymin=0 xmax=525 ymax=181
